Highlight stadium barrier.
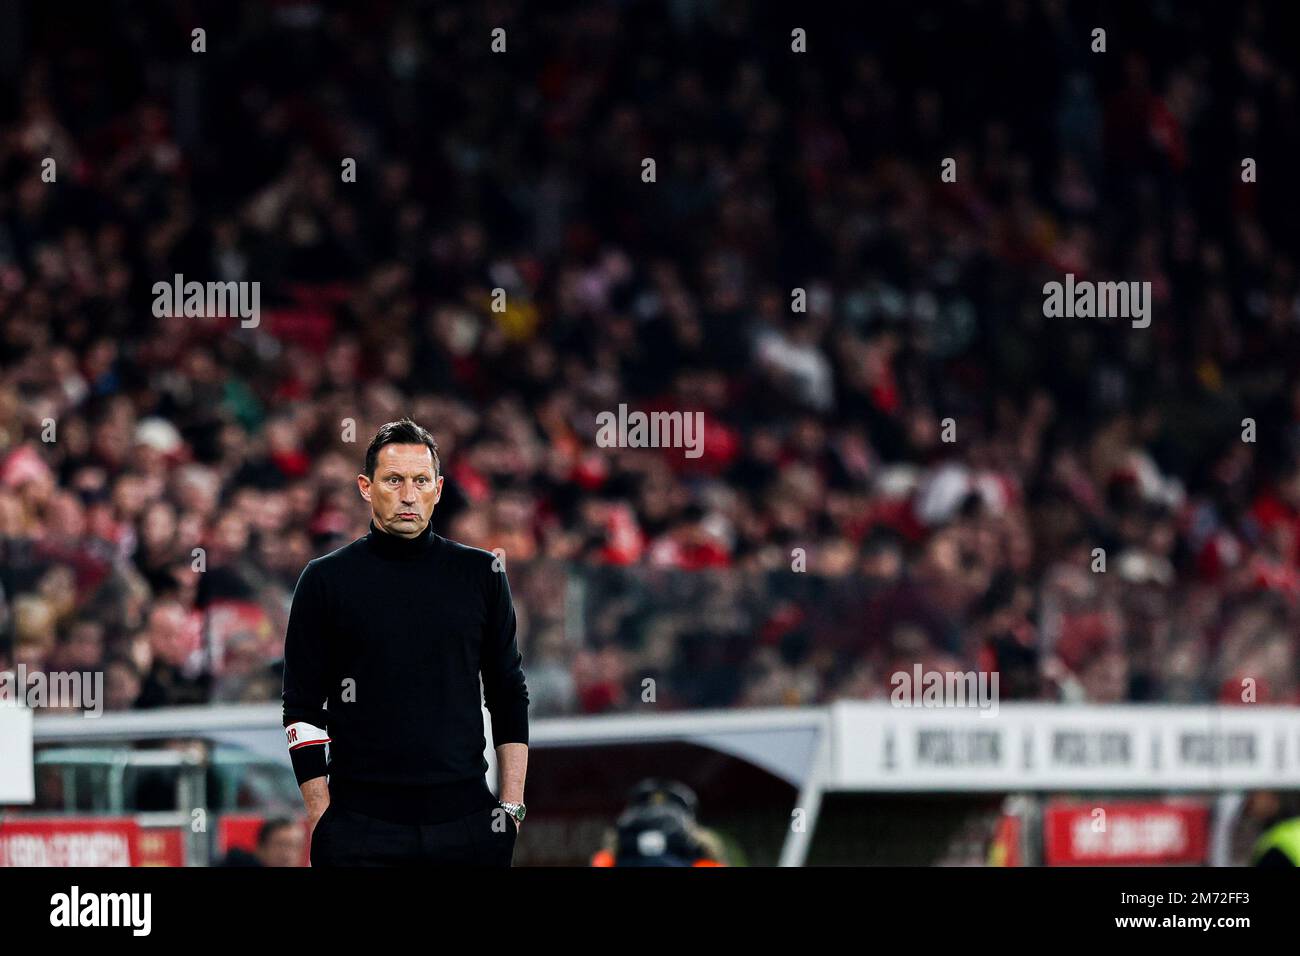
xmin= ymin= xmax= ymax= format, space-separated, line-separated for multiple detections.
xmin=8 ymin=701 xmax=1299 ymax=865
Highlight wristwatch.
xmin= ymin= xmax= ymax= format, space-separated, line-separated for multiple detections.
xmin=499 ymin=801 xmax=527 ymax=825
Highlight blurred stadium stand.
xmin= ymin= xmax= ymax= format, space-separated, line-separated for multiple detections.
xmin=2 ymin=0 xmax=1300 ymax=864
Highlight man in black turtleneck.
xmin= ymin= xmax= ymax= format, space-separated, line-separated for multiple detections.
xmin=282 ymin=418 xmax=530 ymax=866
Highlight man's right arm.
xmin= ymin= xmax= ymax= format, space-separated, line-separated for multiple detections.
xmin=298 ymin=776 xmax=329 ymax=828
xmin=282 ymin=560 xmax=331 ymax=827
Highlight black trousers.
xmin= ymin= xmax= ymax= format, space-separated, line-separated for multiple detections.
xmin=310 ymin=802 xmax=518 ymax=867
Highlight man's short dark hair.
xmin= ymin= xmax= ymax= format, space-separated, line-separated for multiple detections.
xmin=364 ymin=418 xmax=440 ymax=479
xmin=258 ymin=816 xmax=298 ymax=846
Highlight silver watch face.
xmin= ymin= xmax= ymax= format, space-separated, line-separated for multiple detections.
xmin=503 ymin=802 xmax=526 ymax=822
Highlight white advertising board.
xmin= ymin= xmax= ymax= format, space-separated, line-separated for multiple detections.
xmin=0 ymin=705 xmax=34 ymax=804
xmin=828 ymin=702 xmax=1300 ymax=791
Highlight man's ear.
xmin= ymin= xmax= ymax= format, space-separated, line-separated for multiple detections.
xmin=357 ymin=474 xmax=371 ymax=502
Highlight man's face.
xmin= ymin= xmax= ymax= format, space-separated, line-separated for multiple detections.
xmin=258 ymin=824 xmax=306 ymax=868
xmin=358 ymin=443 xmax=443 ymax=538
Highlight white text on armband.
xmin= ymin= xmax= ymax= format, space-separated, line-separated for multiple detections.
xmin=286 ymin=721 xmax=330 ymax=750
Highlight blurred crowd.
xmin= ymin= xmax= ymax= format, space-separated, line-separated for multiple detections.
xmin=2 ymin=0 xmax=1300 ymax=716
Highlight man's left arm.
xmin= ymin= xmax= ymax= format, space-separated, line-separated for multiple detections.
xmin=481 ymin=559 xmax=530 ymax=822
xmin=496 ymin=742 xmax=528 ymax=814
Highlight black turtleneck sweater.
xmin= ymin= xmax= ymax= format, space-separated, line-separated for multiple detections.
xmin=281 ymin=518 xmax=529 ymax=823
